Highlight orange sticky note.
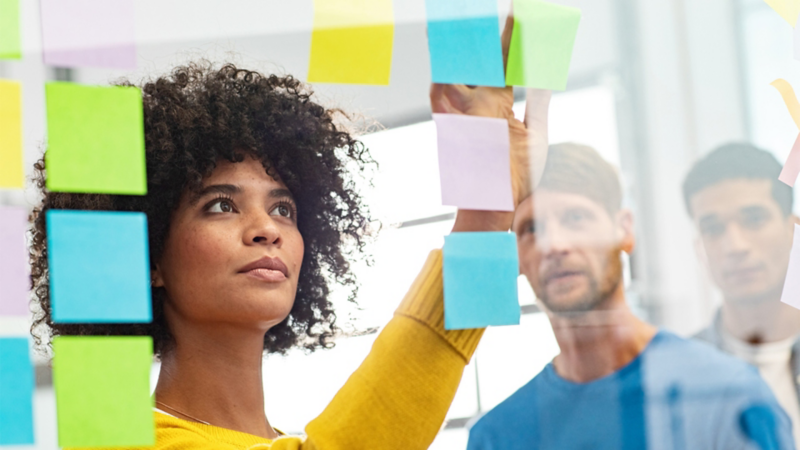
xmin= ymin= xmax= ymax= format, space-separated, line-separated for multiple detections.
xmin=308 ymin=0 xmax=394 ymax=85
xmin=0 ymin=80 xmax=23 ymax=188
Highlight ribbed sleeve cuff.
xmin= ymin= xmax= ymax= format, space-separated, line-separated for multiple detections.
xmin=394 ymin=249 xmax=485 ymax=364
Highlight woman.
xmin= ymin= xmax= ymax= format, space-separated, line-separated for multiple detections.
xmin=29 ymin=19 xmax=550 ymax=449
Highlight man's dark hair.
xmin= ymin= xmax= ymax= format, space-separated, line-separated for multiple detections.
xmin=538 ymin=143 xmax=622 ymax=216
xmin=682 ymin=142 xmax=792 ymax=217
xmin=29 ymin=62 xmax=374 ymax=357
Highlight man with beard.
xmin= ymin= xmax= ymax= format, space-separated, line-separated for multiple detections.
xmin=466 ymin=143 xmax=794 ymax=449
xmin=683 ymin=144 xmax=800 ymax=449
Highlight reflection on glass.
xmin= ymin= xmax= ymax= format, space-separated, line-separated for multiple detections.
xmin=684 ymin=143 xmax=800 ymax=449
xmin=467 ymin=143 xmax=794 ymax=449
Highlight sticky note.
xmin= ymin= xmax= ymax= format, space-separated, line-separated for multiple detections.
xmin=506 ymin=0 xmax=581 ymax=90
xmin=40 ymin=0 xmax=136 ymax=69
xmin=781 ymin=224 xmax=800 ymax=309
xmin=0 ymin=338 xmax=34 ymax=445
xmin=308 ymin=0 xmax=394 ymax=85
xmin=47 ymin=210 xmax=152 ymax=323
xmin=0 ymin=80 xmax=23 ymax=188
xmin=53 ymin=336 xmax=154 ymax=447
xmin=771 ymin=79 xmax=800 ymax=130
xmin=0 ymin=207 xmax=29 ymax=316
xmin=443 ymin=232 xmax=520 ymax=330
xmin=764 ymin=0 xmax=800 ymax=27
xmin=45 ymin=82 xmax=147 ymax=195
xmin=780 ymin=133 xmax=800 ymax=187
xmin=0 ymin=0 xmax=21 ymax=59
xmin=425 ymin=0 xmax=505 ymax=87
xmin=434 ymin=113 xmax=514 ymax=211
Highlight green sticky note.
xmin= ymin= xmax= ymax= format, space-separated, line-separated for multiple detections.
xmin=506 ymin=0 xmax=581 ymax=90
xmin=0 ymin=0 xmax=21 ymax=60
xmin=45 ymin=82 xmax=147 ymax=195
xmin=53 ymin=336 xmax=155 ymax=447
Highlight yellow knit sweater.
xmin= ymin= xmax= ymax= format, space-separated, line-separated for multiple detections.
xmin=73 ymin=250 xmax=484 ymax=449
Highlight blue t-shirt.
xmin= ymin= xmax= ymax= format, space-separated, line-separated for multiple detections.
xmin=467 ymin=331 xmax=794 ymax=450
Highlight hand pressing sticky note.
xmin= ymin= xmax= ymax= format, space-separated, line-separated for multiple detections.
xmin=506 ymin=0 xmax=581 ymax=90
xmin=0 ymin=207 xmax=29 ymax=316
xmin=0 ymin=338 xmax=34 ymax=445
xmin=53 ymin=336 xmax=154 ymax=447
xmin=426 ymin=0 xmax=505 ymax=87
xmin=434 ymin=113 xmax=514 ymax=211
xmin=45 ymin=82 xmax=147 ymax=195
xmin=308 ymin=0 xmax=394 ymax=85
xmin=0 ymin=0 xmax=21 ymax=59
xmin=0 ymin=80 xmax=23 ymax=188
xmin=782 ymin=224 xmax=800 ymax=309
xmin=443 ymin=232 xmax=520 ymax=330
xmin=764 ymin=0 xmax=800 ymax=27
xmin=47 ymin=210 xmax=152 ymax=323
xmin=40 ymin=0 xmax=136 ymax=69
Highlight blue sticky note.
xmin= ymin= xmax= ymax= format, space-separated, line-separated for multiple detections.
xmin=0 ymin=338 xmax=35 ymax=445
xmin=47 ymin=210 xmax=152 ymax=323
xmin=443 ymin=232 xmax=520 ymax=330
xmin=426 ymin=0 xmax=505 ymax=87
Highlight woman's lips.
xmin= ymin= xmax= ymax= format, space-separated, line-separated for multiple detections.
xmin=244 ymin=268 xmax=287 ymax=282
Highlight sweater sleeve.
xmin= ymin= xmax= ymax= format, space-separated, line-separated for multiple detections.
xmin=301 ymin=249 xmax=485 ymax=450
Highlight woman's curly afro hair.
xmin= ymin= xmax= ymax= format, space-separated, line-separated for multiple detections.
xmin=29 ymin=62 xmax=374 ymax=357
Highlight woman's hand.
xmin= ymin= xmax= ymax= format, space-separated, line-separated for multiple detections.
xmin=433 ymin=14 xmax=551 ymax=232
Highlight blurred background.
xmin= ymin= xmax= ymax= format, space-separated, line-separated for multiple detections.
xmin=1 ymin=0 xmax=797 ymax=447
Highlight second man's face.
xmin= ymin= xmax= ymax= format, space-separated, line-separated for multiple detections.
xmin=690 ymin=179 xmax=794 ymax=304
xmin=513 ymin=190 xmax=633 ymax=314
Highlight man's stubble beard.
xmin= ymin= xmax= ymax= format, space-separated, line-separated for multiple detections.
xmin=538 ymin=248 xmax=624 ymax=316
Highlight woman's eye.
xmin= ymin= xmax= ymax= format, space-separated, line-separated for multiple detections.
xmin=271 ymin=204 xmax=293 ymax=219
xmin=208 ymin=199 xmax=235 ymax=213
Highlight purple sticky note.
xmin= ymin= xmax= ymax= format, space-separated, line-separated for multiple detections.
xmin=780 ymin=133 xmax=800 ymax=187
xmin=434 ymin=113 xmax=514 ymax=211
xmin=0 ymin=207 xmax=29 ymax=316
xmin=782 ymin=224 xmax=800 ymax=310
xmin=40 ymin=0 xmax=136 ymax=69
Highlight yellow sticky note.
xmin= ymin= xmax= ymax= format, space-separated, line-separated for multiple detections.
xmin=771 ymin=79 xmax=800 ymax=130
xmin=764 ymin=0 xmax=800 ymax=27
xmin=308 ymin=0 xmax=394 ymax=85
xmin=0 ymin=80 xmax=23 ymax=188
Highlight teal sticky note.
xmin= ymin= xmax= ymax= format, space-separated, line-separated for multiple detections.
xmin=426 ymin=0 xmax=505 ymax=87
xmin=47 ymin=210 xmax=152 ymax=323
xmin=506 ymin=0 xmax=581 ymax=90
xmin=45 ymin=82 xmax=147 ymax=195
xmin=53 ymin=336 xmax=155 ymax=447
xmin=443 ymin=232 xmax=520 ymax=330
xmin=0 ymin=338 xmax=34 ymax=445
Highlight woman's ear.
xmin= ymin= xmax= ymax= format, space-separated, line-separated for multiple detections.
xmin=151 ymin=265 xmax=165 ymax=288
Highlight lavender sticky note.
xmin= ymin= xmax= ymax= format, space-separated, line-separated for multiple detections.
xmin=434 ymin=113 xmax=513 ymax=211
xmin=782 ymin=224 xmax=800 ymax=310
xmin=0 ymin=338 xmax=35 ymax=445
xmin=443 ymin=232 xmax=520 ymax=330
xmin=0 ymin=207 xmax=29 ymax=316
xmin=40 ymin=0 xmax=136 ymax=69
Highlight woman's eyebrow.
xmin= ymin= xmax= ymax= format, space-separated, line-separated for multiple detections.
xmin=189 ymin=184 xmax=241 ymax=205
xmin=269 ymin=188 xmax=295 ymax=201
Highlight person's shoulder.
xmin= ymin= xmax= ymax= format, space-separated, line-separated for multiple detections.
xmin=469 ymin=370 xmax=544 ymax=440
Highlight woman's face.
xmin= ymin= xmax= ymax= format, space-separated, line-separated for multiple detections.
xmin=153 ymin=156 xmax=304 ymax=335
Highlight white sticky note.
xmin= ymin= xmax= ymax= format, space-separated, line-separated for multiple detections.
xmin=781 ymin=223 xmax=800 ymax=309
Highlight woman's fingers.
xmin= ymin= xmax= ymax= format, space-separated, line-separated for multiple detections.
xmin=523 ymin=89 xmax=552 ymax=129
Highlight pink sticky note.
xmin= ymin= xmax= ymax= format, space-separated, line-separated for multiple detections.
xmin=434 ymin=113 xmax=514 ymax=211
xmin=0 ymin=207 xmax=29 ymax=316
xmin=780 ymin=133 xmax=800 ymax=187
xmin=40 ymin=0 xmax=136 ymax=69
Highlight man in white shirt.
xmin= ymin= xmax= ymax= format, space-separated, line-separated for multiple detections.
xmin=683 ymin=143 xmax=800 ymax=446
